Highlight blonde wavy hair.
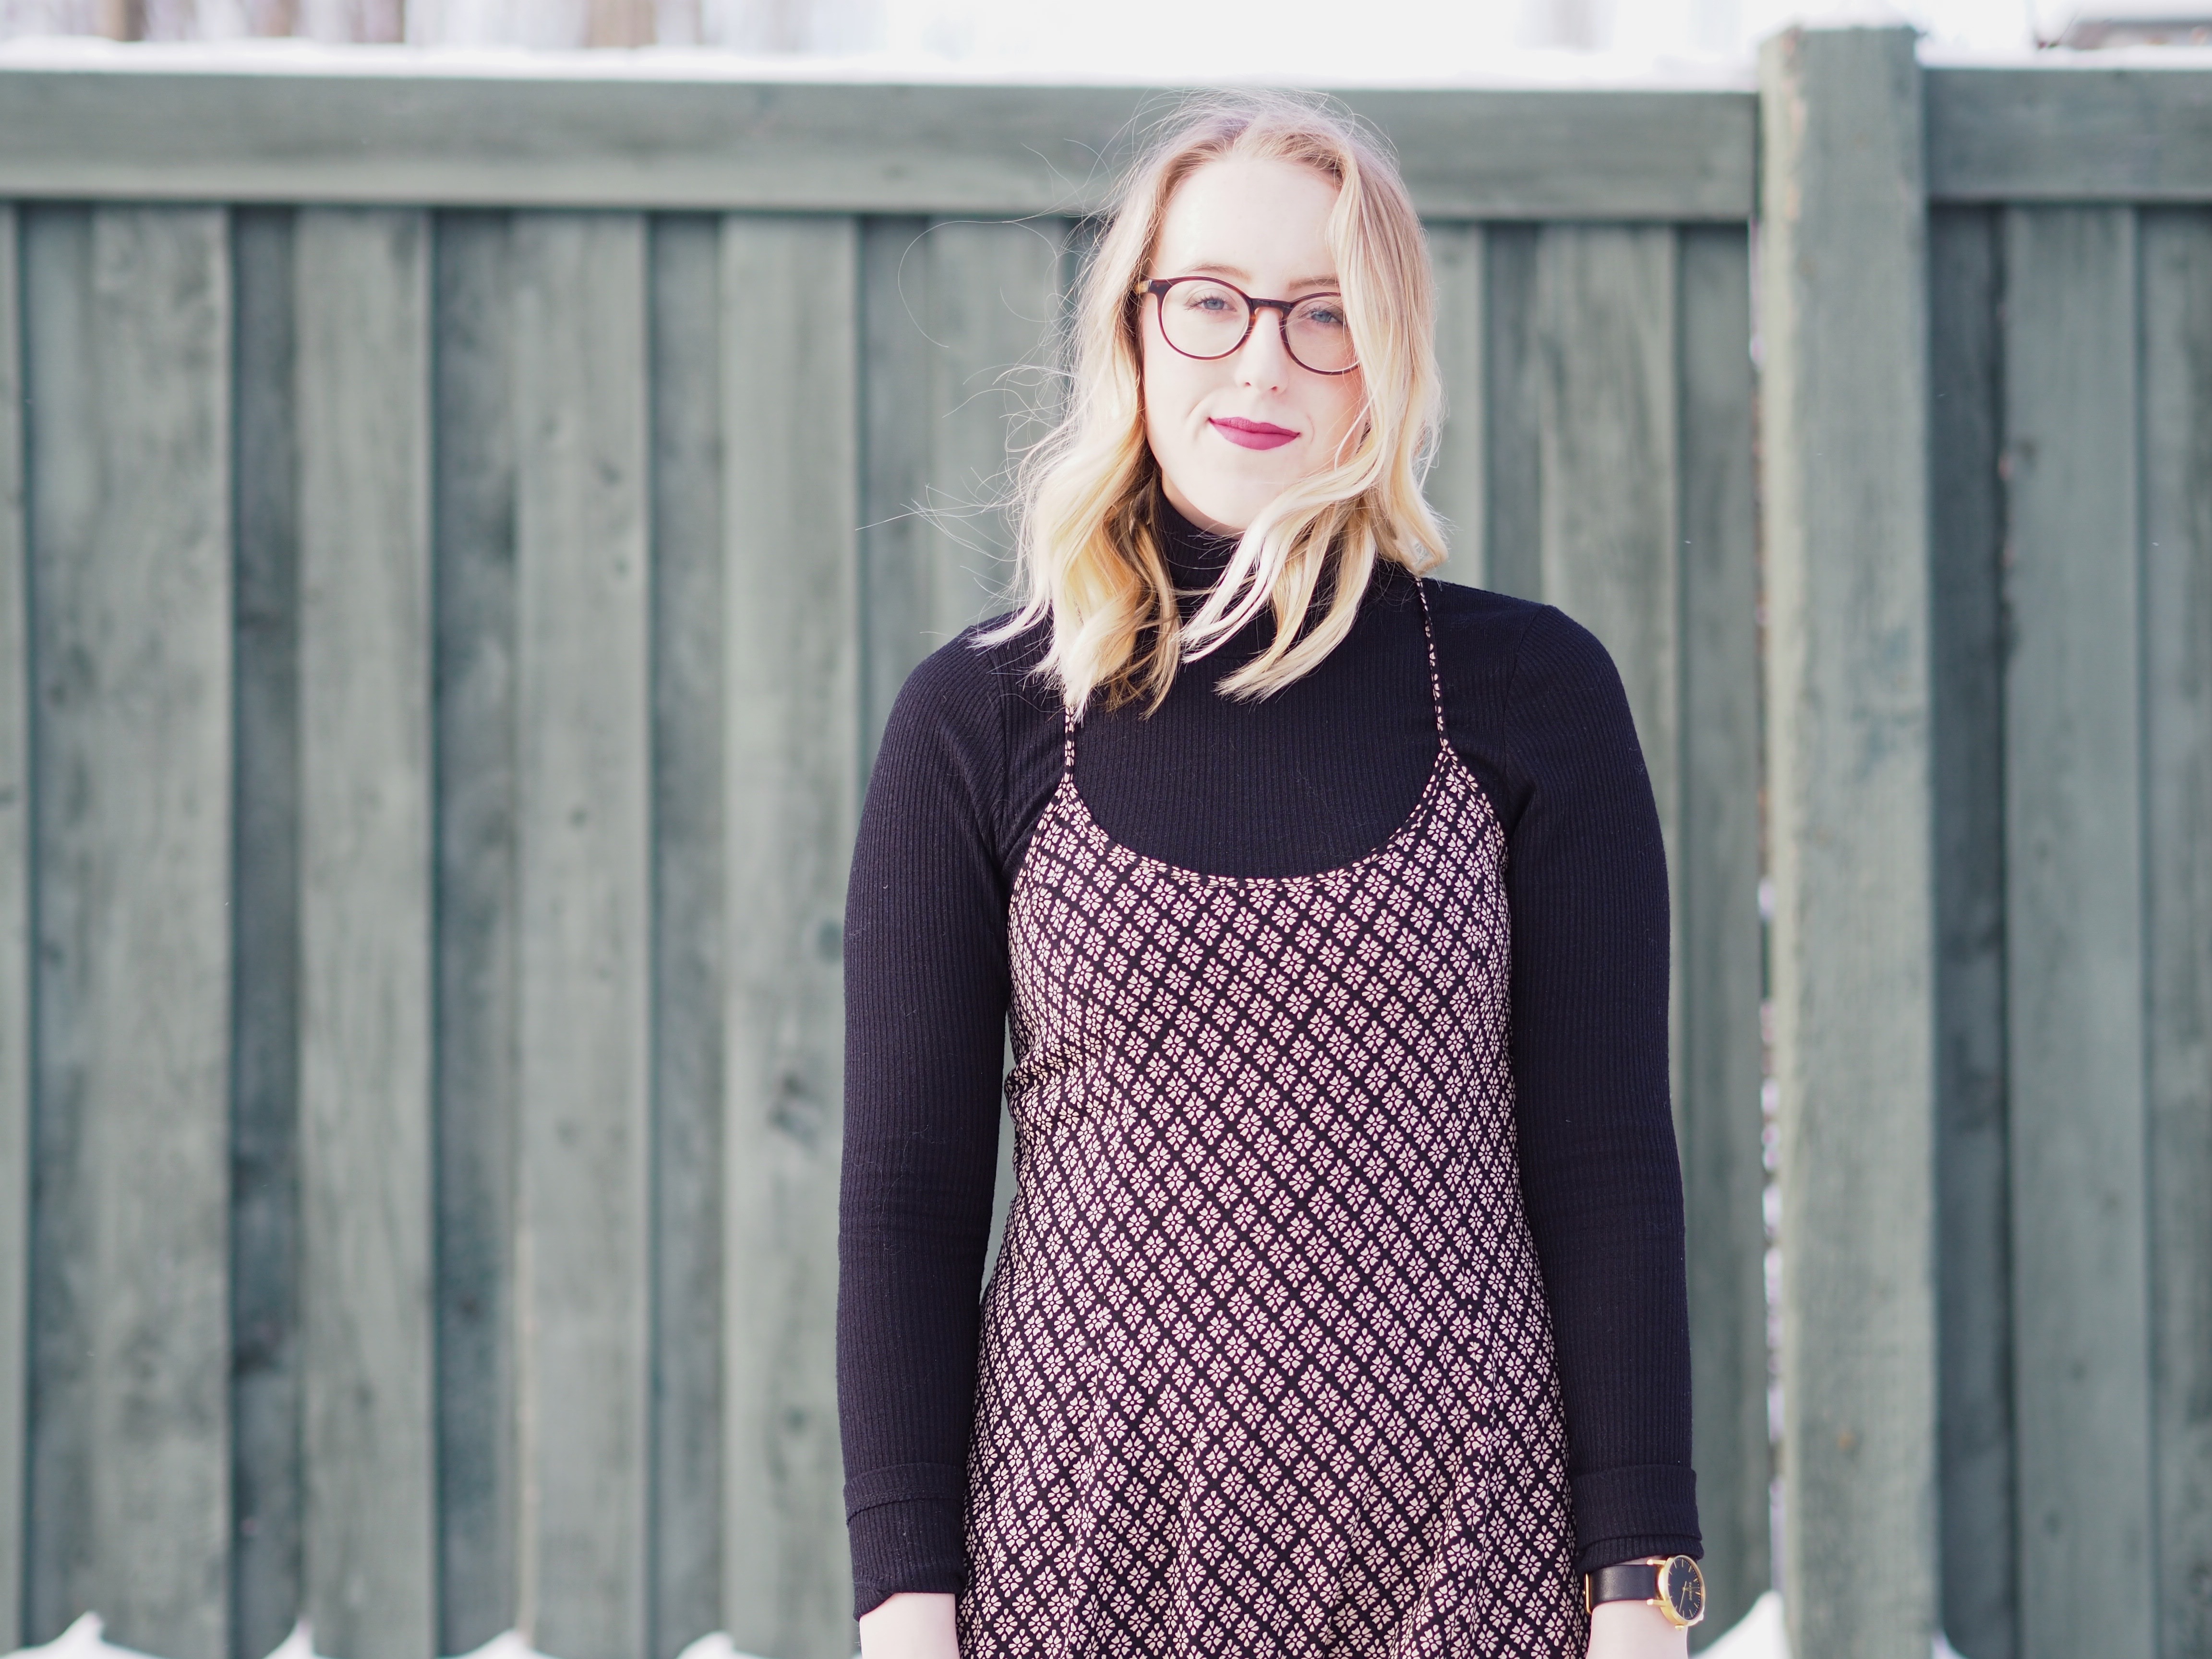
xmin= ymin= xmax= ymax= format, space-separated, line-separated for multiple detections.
xmin=985 ymin=91 xmax=1448 ymax=714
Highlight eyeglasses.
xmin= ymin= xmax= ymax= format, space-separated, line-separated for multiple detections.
xmin=1139 ymin=277 xmax=1358 ymax=375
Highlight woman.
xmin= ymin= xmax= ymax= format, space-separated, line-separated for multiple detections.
xmin=839 ymin=94 xmax=1702 ymax=1659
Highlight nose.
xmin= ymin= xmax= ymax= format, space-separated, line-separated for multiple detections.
xmin=1232 ymin=305 xmax=1295 ymax=391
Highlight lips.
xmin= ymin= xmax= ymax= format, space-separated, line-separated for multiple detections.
xmin=1209 ymin=416 xmax=1299 ymax=452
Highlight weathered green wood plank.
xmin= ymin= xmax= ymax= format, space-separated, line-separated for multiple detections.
xmin=1480 ymin=223 xmax=1541 ymax=603
xmin=1927 ymin=66 xmax=2212 ymax=204
xmin=859 ymin=214 xmax=935 ymax=771
xmin=1672 ymin=222 xmax=1766 ymax=1650
xmin=920 ymin=217 xmax=1064 ymax=633
xmin=0 ymin=202 xmax=27 ymax=1654
xmin=294 ymin=206 xmax=437 ymax=1659
xmin=23 ymin=204 xmax=234 ymax=1659
xmin=1532 ymin=222 xmax=1680 ymax=931
xmin=511 ymin=211 xmax=655 ymax=1659
xmin=721 ymin=211 xmax=860 ymax=1659
xmin=2138 ymin=206 xmax=2212 ymax=1659
xmin=0 ymin=72 xmax=1757 ymax=220
xmin=2000 ymin=203 xmax=2155 ymax=1659
xmin=1926 ymin=204 xmax=2016 ymax=1659
xmin=1425 ymin=220 xmax=1484 ymax=584
xmin=22 ymin=203 xmax=97 ymax=1650
xmin=1757 ymin=28 xmax=1940 ymax=1659
xmin=648 ymin=211 xmax=726 ymax=1659
xmin=430 ymin=208 xmax=521 ymax=1658
xmin=229 ymin=204 xmax=305 ymax=1659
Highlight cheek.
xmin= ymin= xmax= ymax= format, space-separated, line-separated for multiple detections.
xmin=1309 ymin=372 xmax=1367 ymax=454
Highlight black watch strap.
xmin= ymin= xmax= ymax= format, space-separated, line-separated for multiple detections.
xmin=1586 ymin=1561 xmax=1662 ymax=1609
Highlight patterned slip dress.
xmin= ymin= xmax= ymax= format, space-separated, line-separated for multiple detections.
xmin=962 ymin=582 xmax=1585 ymax=1659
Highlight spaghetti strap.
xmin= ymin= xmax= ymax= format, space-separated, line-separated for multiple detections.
xmin=1415 ymin=577 xmax=1448 ymax=744
xmin=1061 ymin=700 xmax=1077 ymax=777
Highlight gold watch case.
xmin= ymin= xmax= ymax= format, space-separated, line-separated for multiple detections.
xmin=1653 ymin=1555 xmax=1706 ymax=1629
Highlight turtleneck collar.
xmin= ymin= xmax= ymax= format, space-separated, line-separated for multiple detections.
xmin=1155 ymin=496 xmax=1241 ymax=595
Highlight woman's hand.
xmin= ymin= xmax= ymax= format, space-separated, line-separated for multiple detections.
xmin=857 ymin=1592 xmax=960 ymax=1659
xmin=1587 ymin=1599 xmax=1692 ymax=1659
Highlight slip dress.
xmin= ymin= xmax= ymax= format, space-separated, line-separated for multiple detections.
xmin=961 ymin=580 xmax=1585 ymax=1658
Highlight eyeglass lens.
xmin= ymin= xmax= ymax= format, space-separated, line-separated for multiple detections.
xmin=1156 ymin=279 xmax=1357 ymax=374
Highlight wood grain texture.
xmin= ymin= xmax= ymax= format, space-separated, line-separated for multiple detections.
xmin=511 ymin=211 xmax=655 ymax=1659
xmin=2000 ymin=204 xmax=2155 ymax=1659
xmin=1481 ymin=223 xmax=1541 ymax=604
xmin=859 ymin=214 xmax=934 ymax=772
xmin=1927 ymin=65 xmax=2212 ymax=204
xmin=431 ymin=208 xmax=522 ymax=1658
xmin=22 ymin=203 xmax=96 ymax=1651
xmin=1425 ymin=220 xmax=1484 ymax=584
xmin=229 ymin=204 xmax=305 ymax=1659
xmin=1532 ymin=222 xmax=1681 ymax=932
xmin=720 ymin=211 xmax=860 ymax=1659
xmin=2136 ymin=207 xmax=2212 ymax=1659
xmin=1926 ymin=204 xmax=2016 ymax=1659
xmin=2141 ymin=204 xmax=2212 ymax=1659
xmin=0 ymin=71 xmax=1756 ymax=219
xmin=294 ymin=206 xmax=437 ymax=1659
xmin=858 ymin=211 xmax=938 ymax=779
xmin=1757 ymin=28 xmax=1940 ymax=1659
xmin=23 ymin=204 xmax=235 ymax=1659
xmin=1672 ymin=222 xmax=1767 ymax=1650
xmin=0 ymin=202 xmax=27 ymax=1654
xmin=917 ymin=217 xmax=1063 ymax=636
xmin=649 ymin=211 xmax=726 ymax=1659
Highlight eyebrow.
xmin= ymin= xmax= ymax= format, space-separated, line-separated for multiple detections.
xmin=1177 ymin=260 xmax=1340 ymax=293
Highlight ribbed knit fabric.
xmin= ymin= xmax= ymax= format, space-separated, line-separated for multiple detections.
xmin=837 ymin=509 xmax=1699 ymax=1619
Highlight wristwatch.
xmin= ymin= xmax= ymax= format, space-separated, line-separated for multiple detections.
xmin=1584 ymin=1555 xmax=1706 ymax=1628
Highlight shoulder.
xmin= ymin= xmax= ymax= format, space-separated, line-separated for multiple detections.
xmin=881 ymin=612 xmax=1054 ymax=759
xmin=1422 ymin=577 xmax=1632 ymax=729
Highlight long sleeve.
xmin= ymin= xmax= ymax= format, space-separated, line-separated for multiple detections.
xmin=1489 ymin=604 xmax=1701 ymax=1572
xmin=837 ymin=637 xmax=1023 ymax=1617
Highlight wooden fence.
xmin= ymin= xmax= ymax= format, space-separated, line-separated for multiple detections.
xmin=0 ymin=35 xmax=2200 ymax=1659
xmin=1760 ymin=34 xmax=2212 ymax=1659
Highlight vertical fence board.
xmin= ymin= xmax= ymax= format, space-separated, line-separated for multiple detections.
xmin=22 ymin=204 xmax=96 ymax=1649
xmin=921 ymin=218 xmax=1062 ymax=634
xmin=1758 ymin=29 xmax=1940 ymax=1659
xmin=2140 ymin=205 xmax=2212 ymax=1659
xmin=512 ymin=211 xmax=654 ymax=1659
xmin=24 ymin=204 xmax=234 ymax=1659
xmin=1427 ymin=220 xmax=1484 ymax=583
xmin=230 ymin=205 xmax=304 ymax=1659
xmin=721 ymin=211 xmax=860 ymax=1659
xmin=432 ymin=208 xmax=522 ymax=1657
xmin=1927 ymin=204 xmax=2016 ymax=1659
xmin=2001 ymin=204 xmax=2155 ymax=1659
xmin=648 ymin=211 xmax=726 ymax=1659
xmin=1532 ymin=222 xmax=1682 ymax=1102
xmin=1674 ymin=222 xmax=1767 ymax=1647
xmin=859 ymin=215 xmax=932 ymax=769
xmin=295 ymin=207 xmax=436 ymax=1659
xmin=0 ymin=202 xmax=26 ymax=1654
xmin=1481 ymin=223 xmax=1540 ymax=602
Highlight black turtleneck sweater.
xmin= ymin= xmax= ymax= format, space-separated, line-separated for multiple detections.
xmin=838 ymin=510 xmax=1699 ymax=1619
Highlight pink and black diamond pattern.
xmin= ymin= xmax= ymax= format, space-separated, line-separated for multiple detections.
xmin=960 ymin=586 xmax=1585 ymax=1658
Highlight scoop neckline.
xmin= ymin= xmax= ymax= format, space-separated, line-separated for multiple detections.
xmin=1053 ymin=738 xmax=1487 ymax=888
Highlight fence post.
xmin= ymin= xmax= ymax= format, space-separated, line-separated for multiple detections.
xmin=1758 ymin=26 xmax=1941 ymax=1659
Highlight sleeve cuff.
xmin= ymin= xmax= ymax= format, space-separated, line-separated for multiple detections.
xmin=845 ymin=1464 xmax=970 ymax=1620
xmin=1569 ymin=1463 xmax=1703 ymax=1576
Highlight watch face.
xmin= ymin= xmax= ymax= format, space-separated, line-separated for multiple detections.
xmin=1660 ymin=1556 xmax=1706 ymax=1627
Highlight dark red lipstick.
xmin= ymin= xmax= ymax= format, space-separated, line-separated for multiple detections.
xmin=1209 ymin=416 xmax=1299 ymax=451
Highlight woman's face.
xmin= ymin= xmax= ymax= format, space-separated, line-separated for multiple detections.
xmin=1141 ymin=156 xmax=1368 ymax=536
